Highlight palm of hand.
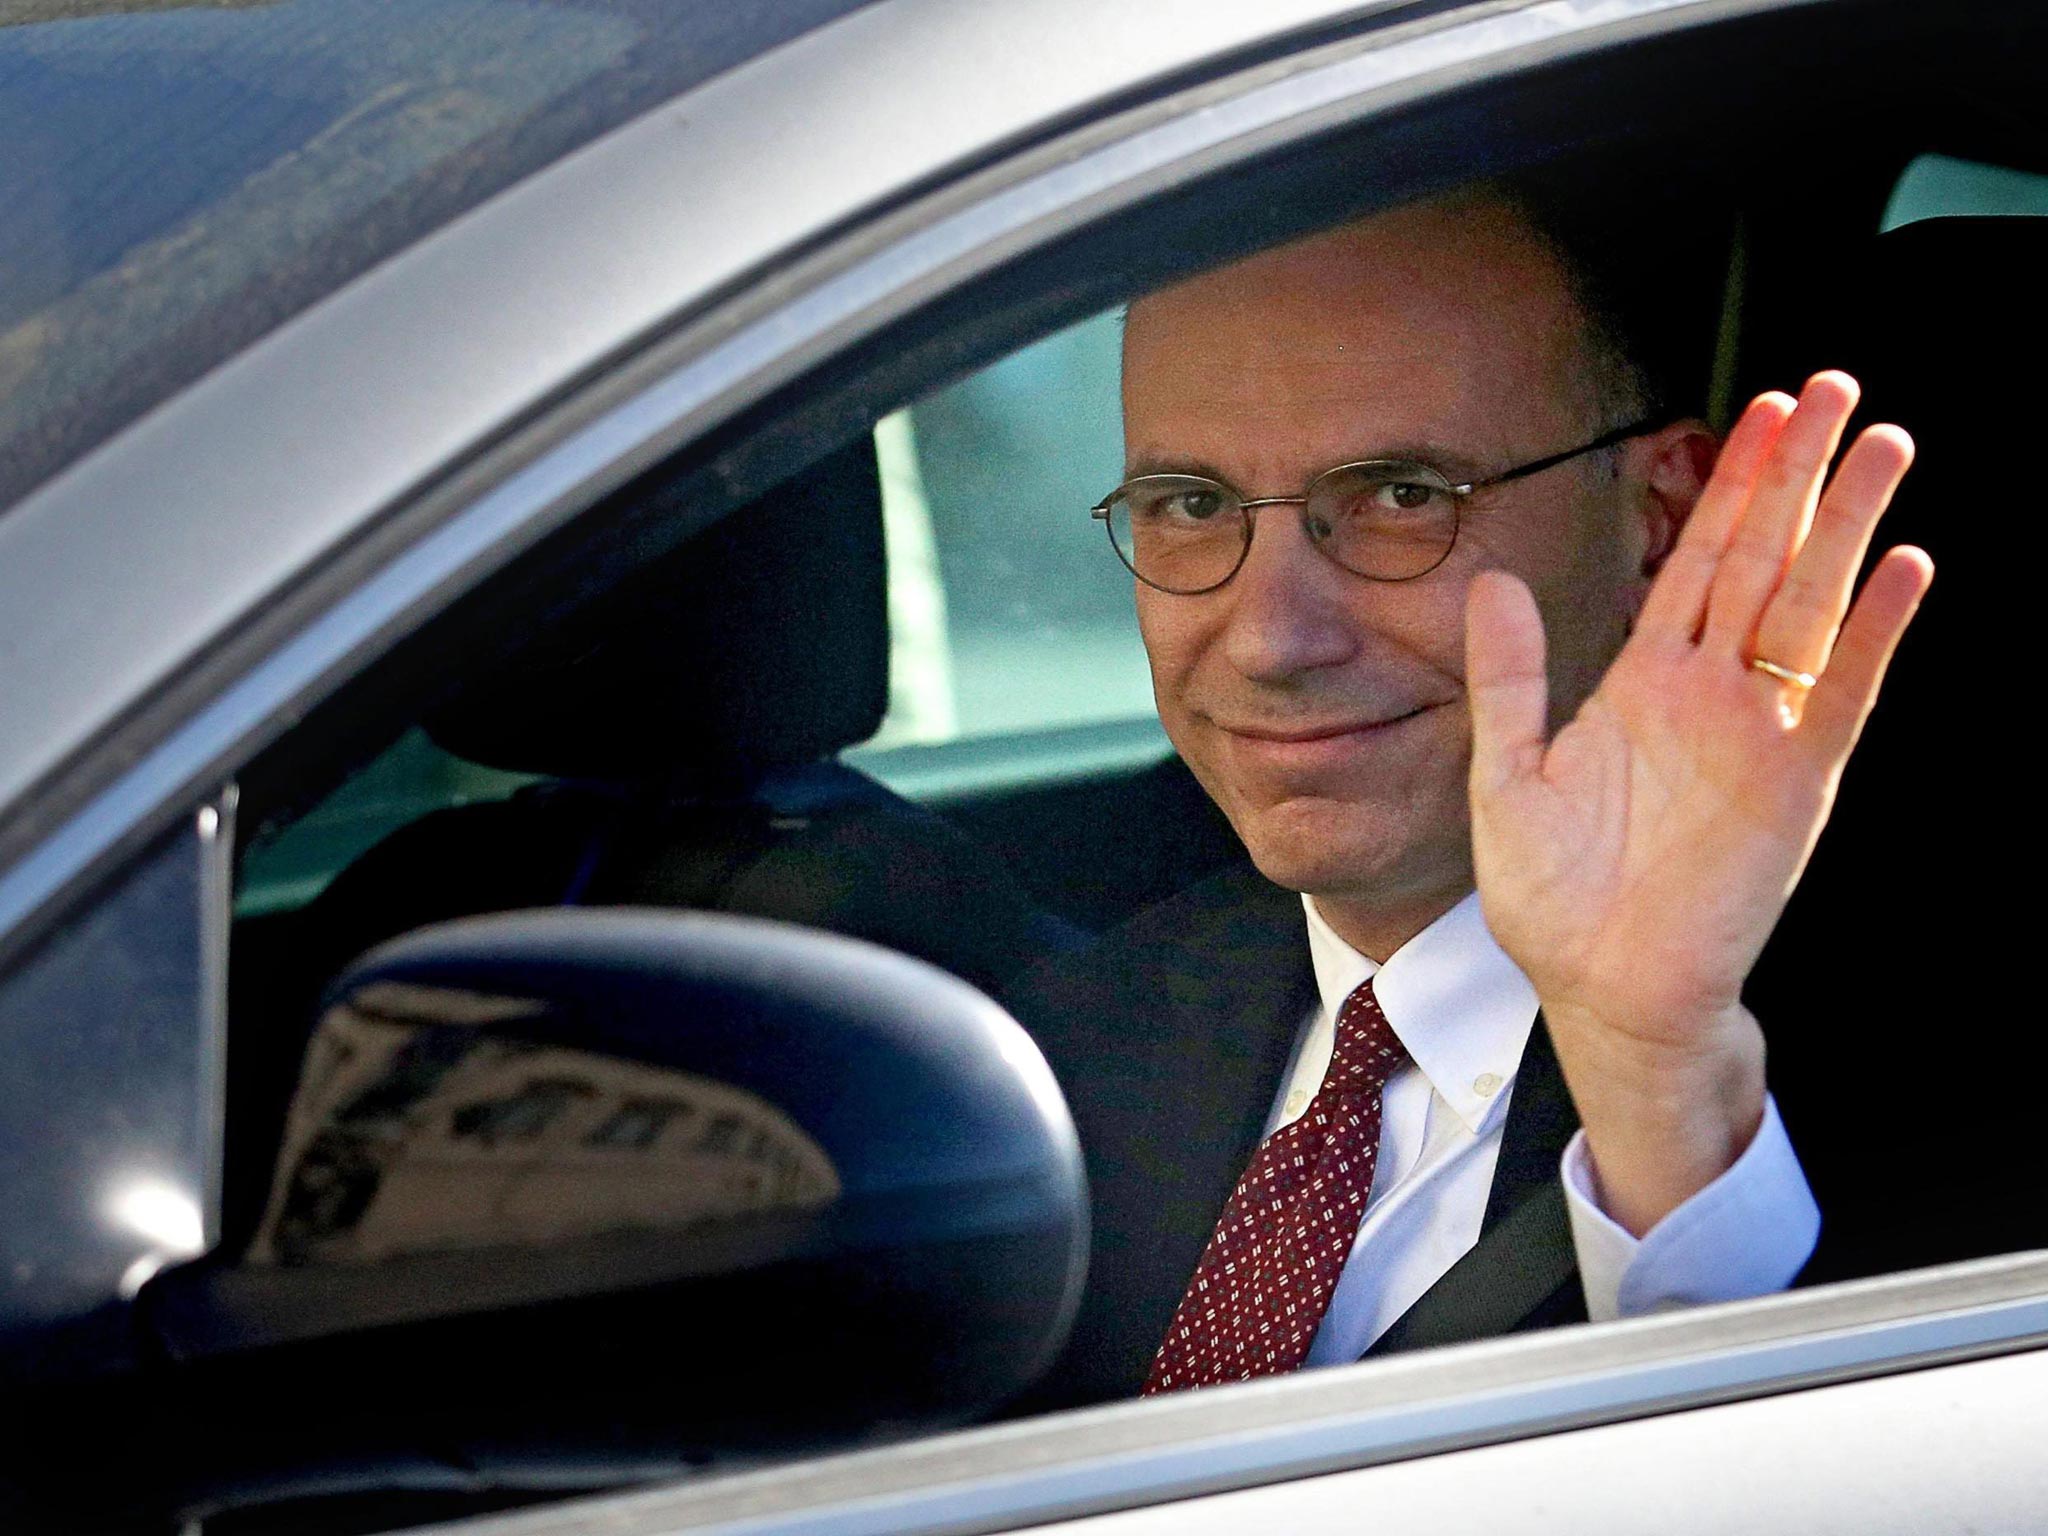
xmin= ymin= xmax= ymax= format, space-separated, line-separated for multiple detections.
xmin=1466 ymin=375 xmax=1931 ymax=1057
xmin=1475 ymin=624 xmax=1835 ymax=1048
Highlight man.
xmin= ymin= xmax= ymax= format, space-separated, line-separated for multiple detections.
xmin=1012 ymin=184 xmax=1933 ymax=1407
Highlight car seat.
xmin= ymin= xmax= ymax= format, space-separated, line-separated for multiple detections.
xmin=301 ymin=435 xmax=1076 ymax=1000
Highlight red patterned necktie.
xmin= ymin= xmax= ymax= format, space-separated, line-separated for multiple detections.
xmin=1143 ymin=977 xmax=1409 ymax=1394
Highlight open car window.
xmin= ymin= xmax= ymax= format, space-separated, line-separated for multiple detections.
xmin=225 ymin=157 xmax=2048 ymax=1526
xmin=867 ymin=311 xmax=1150 ymax=754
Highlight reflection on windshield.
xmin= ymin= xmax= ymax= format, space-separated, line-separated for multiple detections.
xmin=0 ymin=0 xmax=635 ymax=508
xmin=0 ymin=0 xmax=877 ymax=511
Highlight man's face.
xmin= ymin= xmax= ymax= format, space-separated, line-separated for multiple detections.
xmin=1123 ymin=196 xmax=1676 ymax=923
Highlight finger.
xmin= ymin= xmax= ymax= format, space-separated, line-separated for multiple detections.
xmin=1466 ymin=570 xmax=1549 ymax=796
xmin=1702 ymin=372 xmax=1860 ymax=656
xmin=1797 ymin=545 xmax=1935 ymax=763
xmin=1635 ymin=392 xmax=1795 ymax=643
xmin=1752 ymin=424 xmax=1915 ymax=676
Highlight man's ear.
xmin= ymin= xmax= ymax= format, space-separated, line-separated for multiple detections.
xmin=1633 ymin=419 xmax=1719 ymax=577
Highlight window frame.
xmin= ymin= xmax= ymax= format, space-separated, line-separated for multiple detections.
xmin=0 ymin=789 xmax=232 ymax=1356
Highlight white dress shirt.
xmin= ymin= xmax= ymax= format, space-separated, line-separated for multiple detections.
xmin=1280 ymin=892 xmax=1820 ymax=1364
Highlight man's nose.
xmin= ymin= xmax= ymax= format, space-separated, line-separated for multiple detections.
xmin=1216 ymin=503 xmax=1363 ymax=684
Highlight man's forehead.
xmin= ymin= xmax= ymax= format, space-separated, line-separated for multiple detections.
xmin=1120 ymin=193 xmax=1588 ymax=472
xmin=1126 ymin=192 xmax=1568 ymax=348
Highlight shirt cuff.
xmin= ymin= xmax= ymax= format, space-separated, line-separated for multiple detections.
xmin=1561 ymin=1093 xmax=1820 ymax=1323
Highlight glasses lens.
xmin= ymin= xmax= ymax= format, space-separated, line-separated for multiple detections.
xmin=1102 ymin=476 xmax=1247 ymax=593
xmin=1302 ymin=462 xmax=1459 ymax=580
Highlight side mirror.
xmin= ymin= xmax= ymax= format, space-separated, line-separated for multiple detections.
xmin=133 ymin=910 xmax=1087 ymax=1508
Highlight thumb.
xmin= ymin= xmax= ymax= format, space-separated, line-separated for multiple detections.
xmin=1465 ymin=569 xmax=1550 ymax=796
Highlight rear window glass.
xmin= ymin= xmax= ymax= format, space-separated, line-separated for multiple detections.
xmin=0 ymin=0 xmax=879 ymax=513
xmin=868 ymin=311 xmax=1155 ymax=751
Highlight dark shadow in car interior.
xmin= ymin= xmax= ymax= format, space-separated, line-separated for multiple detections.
xmin=1739 ymin=212 xmax=2048 ymax=1279
xmin=201 ymin=1 xmax=2045 ymax=1525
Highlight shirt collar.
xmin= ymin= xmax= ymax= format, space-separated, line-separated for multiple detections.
xmin=1302 ymin=891 xmax=1540 ymax=1134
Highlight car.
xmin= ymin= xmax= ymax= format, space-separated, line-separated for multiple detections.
xmin=1 ymin=0 xmax=2046 ymax=1530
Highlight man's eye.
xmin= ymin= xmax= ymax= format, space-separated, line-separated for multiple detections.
xmin=1136 ymin=487 xmax=1225 ymax=522
xmin=1373 ymin=480 xmax=1440 ymax=513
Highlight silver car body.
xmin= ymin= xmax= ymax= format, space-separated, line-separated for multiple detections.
xmin=0 ymin=1 xmax=2042 ymax=1530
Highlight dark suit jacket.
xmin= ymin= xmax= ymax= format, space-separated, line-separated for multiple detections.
xmin=1009 ymin=864 xmax=1587 ymax=1413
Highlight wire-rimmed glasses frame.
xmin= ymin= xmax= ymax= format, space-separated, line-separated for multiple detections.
xmin=1091 ymin=415 xmax=1665 ymax=595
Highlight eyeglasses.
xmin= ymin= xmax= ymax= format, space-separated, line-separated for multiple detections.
xmin=1090 ymin=416 xmax=1663 ymax=595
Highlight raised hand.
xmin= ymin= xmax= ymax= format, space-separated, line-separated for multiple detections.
xmin=1463 ymin=373 xmax=1933 ymax=1235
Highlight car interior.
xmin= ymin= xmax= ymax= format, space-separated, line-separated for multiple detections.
xmin=63 ymin=1 xmax=2044 ymax=1527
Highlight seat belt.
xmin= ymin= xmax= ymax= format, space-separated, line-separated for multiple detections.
xmin=1364 ymin=1180 xmax=1577 ymax=1356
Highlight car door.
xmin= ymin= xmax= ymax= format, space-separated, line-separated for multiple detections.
xmin=2 ymin=0 xmax=2045 ymax=1530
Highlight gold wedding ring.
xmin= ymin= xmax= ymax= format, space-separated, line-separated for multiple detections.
xmin=1748 ymin=656 xmax=1818 ymax=690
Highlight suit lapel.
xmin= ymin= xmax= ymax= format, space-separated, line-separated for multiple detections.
xmin=1365 ymin=1017 xmax=1586 ymax=1356
xmin=1089 ymin=866 xmax=1315 ymax=1359
xmin=1150 ymin=870 xmax=1322 ymax=1235
xmin=1014 ymin=863 xmax=1314 ymax=1408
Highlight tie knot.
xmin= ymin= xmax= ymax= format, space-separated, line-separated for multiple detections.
xmin=1326 ymin=977 xmax=1408 ymax=1094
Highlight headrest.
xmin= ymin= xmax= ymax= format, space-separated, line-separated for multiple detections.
xmin=430 ymin=436 xmax=889 ymax=786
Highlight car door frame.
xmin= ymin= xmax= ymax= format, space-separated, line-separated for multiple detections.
xmin=425 ymin=1259 xmax=2048 ymax=1536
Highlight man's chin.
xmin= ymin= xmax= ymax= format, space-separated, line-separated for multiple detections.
xmin=1230 ymin=796 xmax=1466 ymax=903
xmin=1233 ymin=804 xmax=1389 ymax=893
xmin=1242 ymin=839 xmax=1376 ymax=898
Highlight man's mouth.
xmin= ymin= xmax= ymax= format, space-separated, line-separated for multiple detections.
xmin=1216 ymin=704 xmax=1441 ymax=771
xmin=1223 ymin=702 xmax=1439 ymax=740
xmin=1224 ymin=709 xmax=1429 ymax=742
